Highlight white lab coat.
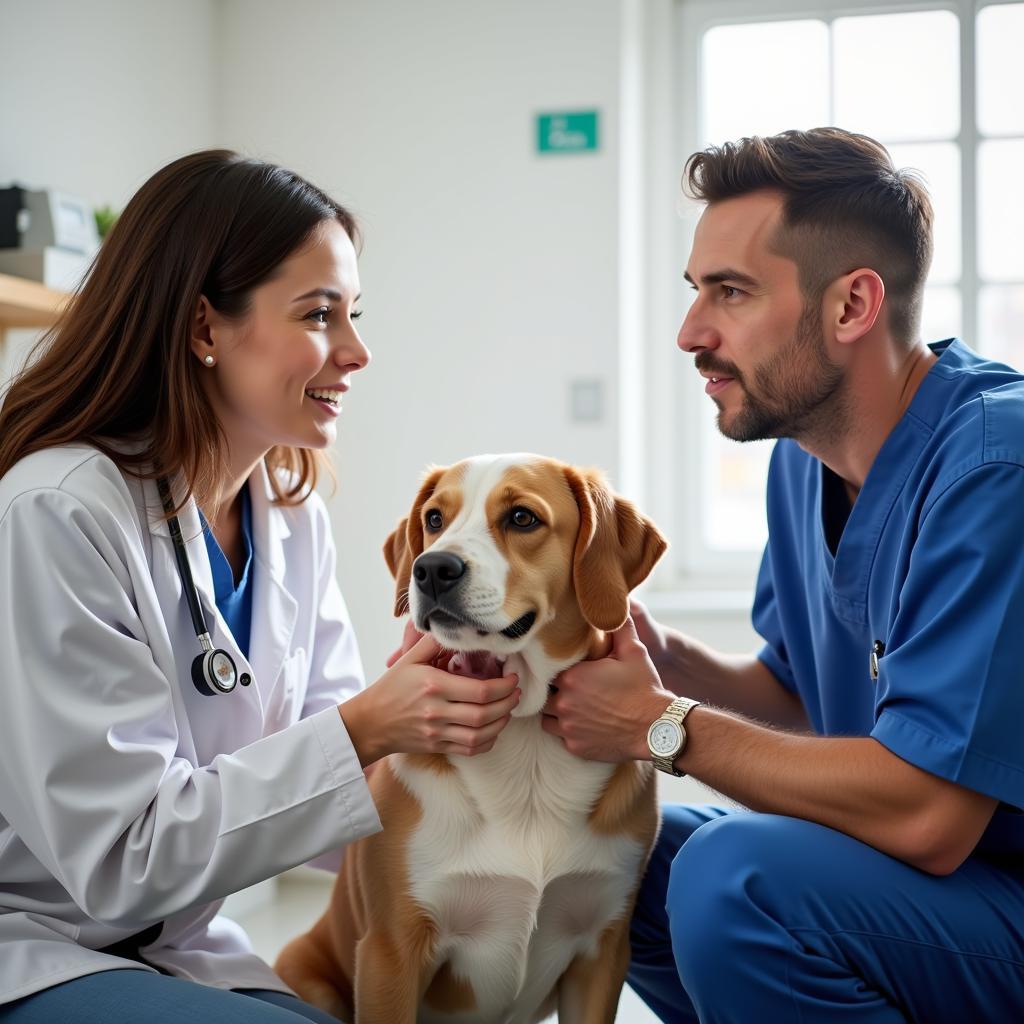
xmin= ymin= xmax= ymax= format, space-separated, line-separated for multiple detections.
xmin=0 ymin=444 xmax=382 ymax=1005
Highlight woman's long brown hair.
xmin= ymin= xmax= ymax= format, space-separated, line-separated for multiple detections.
xmin=0 ymin=149 xmax=360 ymax=515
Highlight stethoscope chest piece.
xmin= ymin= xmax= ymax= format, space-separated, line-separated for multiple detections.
xmin=193 ymin=646 xmax=238 ymax=696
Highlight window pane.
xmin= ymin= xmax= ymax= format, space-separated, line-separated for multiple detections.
xmin=978 ymin=139 xmax=1024 ymax=281
xmin=702 ymin=426 xmax=772 ymax=552
xmin=979 ymin=285 xmax=1024 ymax=367
xmin=701 ymin=21 xmax=829 ymax=144
xmin=920 ymin=286 xmax=962 ymax=345
xmin=833 ymin=11 xmax=959 ymax=142
xmin=886 ymin=142 xmax=961 ymax=285
xmin=978 ymin=3 xmax=1024 ymax=135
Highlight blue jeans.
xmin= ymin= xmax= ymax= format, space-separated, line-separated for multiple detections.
xmin=0 ymin=970 xmax=339 ymax=1023
xmin=627 ymin=804 xmax=1024 ymax=1023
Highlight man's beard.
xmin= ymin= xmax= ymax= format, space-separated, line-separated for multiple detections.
xmin=705 ymin=303 xmax=847 ymax=445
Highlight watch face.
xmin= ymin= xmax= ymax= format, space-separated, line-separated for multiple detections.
xmin=649 ymin=720 xmax=682 ymax=755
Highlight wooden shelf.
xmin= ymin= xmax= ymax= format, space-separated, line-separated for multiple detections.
xmin=0 ymin=271 xmax=71 ymax=337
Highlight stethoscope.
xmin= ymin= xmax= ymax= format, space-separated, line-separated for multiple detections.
xmin=156 ymin=475 xmax=240 ymax=696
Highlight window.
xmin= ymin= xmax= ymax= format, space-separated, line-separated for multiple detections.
xmin=667 ymin=0 xmax=1024 ymax=579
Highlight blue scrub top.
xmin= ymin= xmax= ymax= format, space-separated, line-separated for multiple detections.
xmin=753 ymin=338 xmax=1024 ymax=853
xmin=199 ymin=483 xmax=254 ymax=659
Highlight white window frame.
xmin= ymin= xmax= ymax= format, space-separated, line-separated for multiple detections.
xmin=631 ymin=0 xmax=1005 ymax=604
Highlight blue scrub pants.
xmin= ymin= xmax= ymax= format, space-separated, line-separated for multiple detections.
xmin=627 ymin=805 xmax=1024 ymax=1022
xmin=0 ymin=971 xmax=339 ymax=1023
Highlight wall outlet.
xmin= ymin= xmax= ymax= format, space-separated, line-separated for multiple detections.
xmin=569 ymin=377 xmax=604 ymax=423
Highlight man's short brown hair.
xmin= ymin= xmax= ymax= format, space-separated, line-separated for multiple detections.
xmin=684 ymin=127 xmax=934 ymax=345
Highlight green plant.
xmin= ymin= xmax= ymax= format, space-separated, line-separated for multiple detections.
xmin=94 ymin=204 xmax=119 ymax=240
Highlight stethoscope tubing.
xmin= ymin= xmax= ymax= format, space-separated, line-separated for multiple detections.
xmin=156 ymin=475 xmax=209 ymax=644
xmin=155 ymin=473 xmax=238 ymax=696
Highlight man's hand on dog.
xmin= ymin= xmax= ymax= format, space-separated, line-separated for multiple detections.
xmin=542 ymin=614 xmax=675 ymax=763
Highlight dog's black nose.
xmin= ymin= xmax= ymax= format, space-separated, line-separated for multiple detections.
xmin=413 ymin=551 xmax=467 ymax=598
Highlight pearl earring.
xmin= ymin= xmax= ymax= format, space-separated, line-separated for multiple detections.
xmin=204 ymin=355 xmax=215 ymax=366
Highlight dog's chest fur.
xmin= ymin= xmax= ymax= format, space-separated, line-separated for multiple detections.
xmin=392 ymin=717 xmax=647 ymax=1023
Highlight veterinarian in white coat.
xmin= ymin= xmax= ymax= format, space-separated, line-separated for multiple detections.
xmin=0 ymin=150 xmax=519 ymax=1024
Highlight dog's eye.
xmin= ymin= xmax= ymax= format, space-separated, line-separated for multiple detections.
xmin=425 ymin=509 xmax=444 ymax=531
xmin=508 ymin=507 xmax=540 ymax=530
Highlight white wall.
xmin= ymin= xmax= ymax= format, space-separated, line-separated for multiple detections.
xmin=0 ymin=0 xmax=758 ymax=682
xmin=0 ymin=0 xmax=218 ymax=208
xmin=0 ymin=0 xmax=219 ymax=383
xmin=217 ymin=0 xmax=645 ymax=674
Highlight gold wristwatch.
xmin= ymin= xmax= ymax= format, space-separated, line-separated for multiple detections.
xmin=646 ymin=697 xmax=701 ymax=777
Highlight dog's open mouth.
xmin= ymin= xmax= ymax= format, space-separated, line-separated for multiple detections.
xmin=422 ymin=608 xmax=537 ymax=679
xmin=446 ymin=649 xmax=506 ymax=679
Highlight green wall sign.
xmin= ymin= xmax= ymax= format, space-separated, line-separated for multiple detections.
xmin=536 ymin=111 xmax=600 ymax=154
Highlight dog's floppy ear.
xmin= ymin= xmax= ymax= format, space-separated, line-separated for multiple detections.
xmin=564 ymin=467 xmax=668 ymax=631
xmin=383 ymin=466 xmax=446 ymax=617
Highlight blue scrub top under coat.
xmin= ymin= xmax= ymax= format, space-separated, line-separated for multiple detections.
xmin=198 ymin=482 xmax=254 ymax=659
xmin=753 ymin=338 xmax=1024 ymax=853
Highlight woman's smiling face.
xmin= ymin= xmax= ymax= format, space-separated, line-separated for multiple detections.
xmin=194 ymin=218 xmax=371 ymax=462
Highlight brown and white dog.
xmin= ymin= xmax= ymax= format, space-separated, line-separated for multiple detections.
xmin=275 ymin=453 xmax=667 ymax=1023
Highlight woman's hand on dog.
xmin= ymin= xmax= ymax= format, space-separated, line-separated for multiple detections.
xmin=340 ymin=633 xmax=521 ymax=766
xmin=386 ymin=618 xmax=457 ymax=672
xmin=386 ymin=617 xmax=422 ymax=667
xmin=543 ymin=614 xmax=674 ymax=763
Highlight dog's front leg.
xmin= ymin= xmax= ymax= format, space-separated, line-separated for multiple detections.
xmin=353 ymin=932 xmax=423 ymax=1023
xmin=555 ymin=915 xmax=633 ymax=1024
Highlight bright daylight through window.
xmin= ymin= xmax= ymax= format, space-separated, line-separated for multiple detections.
xmin=683 ymin=2 xmax=1024 ymax=561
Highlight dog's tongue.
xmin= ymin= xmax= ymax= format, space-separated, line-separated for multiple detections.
xmin=447 ymin=650 xmax=504 ymax=679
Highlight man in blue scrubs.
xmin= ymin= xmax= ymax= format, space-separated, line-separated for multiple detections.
xmin=543 ymin=127 xmax=1024 ymax=1021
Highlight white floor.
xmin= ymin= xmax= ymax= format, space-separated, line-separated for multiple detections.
xmin=231 ymin=870 xmax=661 ymax=1023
